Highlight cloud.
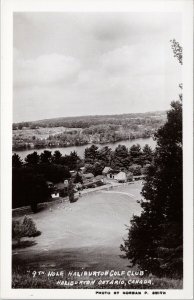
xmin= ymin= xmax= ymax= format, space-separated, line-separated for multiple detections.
xmin=13 ymin=12 xmax=182 ymax=122
xmin=14 ymin=51 xmax=81 ymax=88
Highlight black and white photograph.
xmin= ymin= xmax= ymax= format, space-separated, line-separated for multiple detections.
xmin=1 ymin=0 xmax=193 ymax=299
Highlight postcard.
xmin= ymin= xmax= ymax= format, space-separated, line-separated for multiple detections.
xmin=1 ymin=0 xmax=193 ymax=299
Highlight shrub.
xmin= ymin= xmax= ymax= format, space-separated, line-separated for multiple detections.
xmin=12 ymin=216 xmax=41 ymax=244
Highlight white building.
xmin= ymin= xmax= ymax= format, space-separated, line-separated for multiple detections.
xmin=114 ymin=171 xmax=127 ymax=183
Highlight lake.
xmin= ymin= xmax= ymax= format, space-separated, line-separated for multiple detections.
xmin=13 ymin=137 xmax=156 ymax=161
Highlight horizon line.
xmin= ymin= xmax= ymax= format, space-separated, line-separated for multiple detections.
xmin=13 ymin=109 xmax=167 ymax=124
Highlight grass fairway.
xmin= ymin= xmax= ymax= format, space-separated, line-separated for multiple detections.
xmin=12 ymin=181 xmax=183 ymax=289
xmin=13 ymin=182 xmax=142 ymax=271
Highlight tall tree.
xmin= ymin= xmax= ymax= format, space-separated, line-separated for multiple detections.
xmin=111 ymin=145 xmax=130 ymax=170
xmin=129 ymin=144 xmax=143 ymax=165
xmin=142 ymin=144 xmax=153 ymax=164
xmin=52 ymin=150 xmax=62 ymax=164
xmin=68 ymin=179 xmax=75 ymax=203
xmin=25 ymin=151 xmax=40 ymax=165
xmin=84 ymin=145 xmax=99 ymax=164
xmin=121 ymin=40 xmax=183 ymax=278
xmin=12 ymin=153 xmax=23 ymax=168
xmin=40 ymin=150 xmax=52 ymax=164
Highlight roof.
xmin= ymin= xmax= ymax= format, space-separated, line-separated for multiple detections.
xmin=95 ymin=175 xmax=104 ymax=180
xmin=133 ymin=175 xmax=145 ymax=178
xmin=102 ymin=167 xmax=113 ymax=174
xmin=114 ymin=171 xmax=127 ymax=180
xmin=46 ymin=181 xmax=53 ymax=185
xmin=70 ymin=170 xmax=76 ymax=174
xmin=55 ymin=182 xmax=66 ymax=190
xmin=127 ymin=172 xmax=133 ymax=176
xmin=116 ymin=171 xmax=126 ymax=176
xmin=83 ymin=173 xmax=94 ymax=179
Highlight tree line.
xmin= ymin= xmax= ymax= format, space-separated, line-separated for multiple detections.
xmin=12 ymin=122 xmax=161 ymax=151
xmin=12 ymin=143 xmax=153 ymax=210
xmin=13 ymin=111 xmax=166 ymax=130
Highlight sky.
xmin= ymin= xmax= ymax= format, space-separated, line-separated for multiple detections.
xmin=13 ymin=12 xmax=182 ymax=122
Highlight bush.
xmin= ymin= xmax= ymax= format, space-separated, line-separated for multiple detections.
xmin=12 ymin=216 xmax=41 ymax=244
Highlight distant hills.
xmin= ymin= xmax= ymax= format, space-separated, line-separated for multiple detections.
xmin=13 ymin=111 xmax=167 ymax=129
xmin=12 ymin=110 xmax=167 ymax=151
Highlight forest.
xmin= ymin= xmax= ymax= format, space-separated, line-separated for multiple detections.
xmin=12 ymin=111 xmax=166 ymax=151
xmin=12 ymin=142 xmax=153 ymax=210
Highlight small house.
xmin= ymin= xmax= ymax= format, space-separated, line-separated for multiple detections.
xmin=95 ymin=175 xmax=105 ymax=183
xmin=102 ymin=167 xmax=112 ymax=176
xmin=51 ymin=192 xmax=59 ymax=199
xmin=54 ymin=182 xmax=68 ymax=197
xmin=114 ymin=171 xmax=127 ymax=183
xmin=46 ymin=181 xmax=54 ymax=189
xmin=82 ymin=173 xmax=94 ymax=181
xmin=79 ymin=167 xmax=85 ymax=173
xmin=70 ymin=170 xmax=77 ymax=178
xmin=102 ymin=167 xmax=118 ymax=179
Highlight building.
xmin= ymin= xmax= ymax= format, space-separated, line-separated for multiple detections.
xmin=82 ymin=173 xmax=94 ymax=181
xmin=102 ymin=167 xmax=112 ymax=175
xmin=79 ymin=167 xmax=85 ymax=173
xmin=114 ymin=171 xmax=127 ymax=183
xmin=51 ymin=192 xmax=59 ymax=199
xmin=69 ymin=170 xmax=77 ymax=178
xmin=54 ymin=182 xmax=68 ymax=197
xmin=46 ymin=181 xmax=54 ymax=189
xmin=95 ymin=175 xmax=106 ymax=183
xmin=102 ymin=167 xmax=118 ymax=179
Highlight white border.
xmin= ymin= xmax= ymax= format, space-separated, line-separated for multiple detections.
xmin=1 ymin=0 xmax=193 ymax=299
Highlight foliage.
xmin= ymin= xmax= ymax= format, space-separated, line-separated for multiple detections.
xmin=170 ymin=39 xmax=182 ymax=65
xmin=93 ymin=162 xmax=105 ymax=176
xmin=74 ymin=172 xmax=83 ymax=184
xmin=12 ymin=141 xmax=155 ymax=209
xmin=12 ymin=168 xmax=50 ymax=211
xmin=12 ymin=153 xmax=23 ymax=168
xmin=142 ymin=144 xmax=153 ymax=164
xmin=121 ymin=40 xmax=183 ymax=278
xmin=128 ymin=164 xmax=142 ymax=176
xmin=12 ymin=111 xmax=166 ymax=151
xmin=111 ymin=145 xmax=130 ymax=170
xmin=68 ymin=179 xmax=75 ymax=203
xmin=59 ymin=151 xmax=81 ymax=170
xmin=12 ymin=150 xmax=81 ymax=209
xmin=12 ymin=216 xmax=41 ymax=243
xmin=40 ymin=150 xmax=52 ymax=164
xmin=121 ymin=100 xmax=182 ymax=278
xmin=52 ymin=150 xmax=62 ymax=164
xmin=84 ymin=145 xmax=99 ymax=164
xmin=25 ymin=151 xmax=40 ymax=165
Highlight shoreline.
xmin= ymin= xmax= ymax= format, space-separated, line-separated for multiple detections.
xmin=12 ymin=136 xmax=153 ymax=153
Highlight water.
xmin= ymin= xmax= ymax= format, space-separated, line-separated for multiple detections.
xmin=13 ymin=137 xmax=156 ymax=161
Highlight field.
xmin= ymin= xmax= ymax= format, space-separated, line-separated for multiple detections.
xmin=13 ymin=126 xmax=80 ymax=140
xmin=13 ymin=183 xmax=142 ymax=267
xmin=12 ymin=182 xmax=182 ymax=289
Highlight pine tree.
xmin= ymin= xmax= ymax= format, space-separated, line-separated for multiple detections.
xmin=120 ymin=41 xmax=183 ymax=278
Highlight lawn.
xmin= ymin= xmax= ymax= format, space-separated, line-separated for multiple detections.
xmin=13 ymin=182 xmax=142 ymax=266
xmin=12 ymin=182 xmax=183 ymax=289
